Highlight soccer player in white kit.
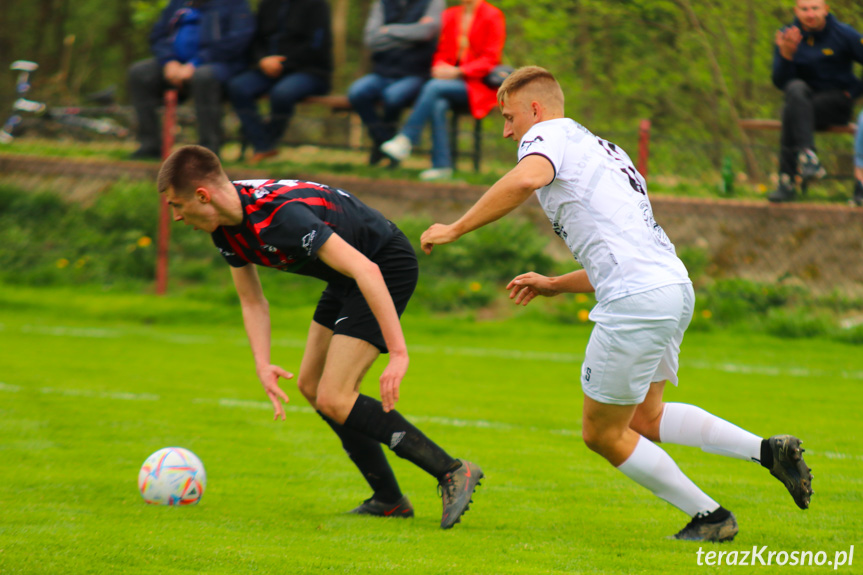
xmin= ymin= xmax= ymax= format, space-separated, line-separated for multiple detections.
xmin=420 ymin=66 xmax=813 ymax=541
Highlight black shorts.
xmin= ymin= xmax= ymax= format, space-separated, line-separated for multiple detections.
xmin=312 ymin=227 xmax=418 ymax=353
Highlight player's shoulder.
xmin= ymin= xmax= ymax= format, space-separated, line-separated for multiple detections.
xmin=519 ymin=119 xmax=567 ymax=152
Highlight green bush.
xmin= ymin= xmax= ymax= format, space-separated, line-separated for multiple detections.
xmin=677 ymin=245 xmax=710 ymax=284
xmin=1 ymin=181 xmax=861 ymax=344
xmin=396 ymin=216 xmax=560 ymax=311
xmin=764 ymin=308 xmax=834 ymax=339
xmin=396 ymin=216 xmax=558 ymax=281
xmin=698 ymin=278 xmax=806 ymax=324
xmin=834 ymin=323 xmax=863 ymax=345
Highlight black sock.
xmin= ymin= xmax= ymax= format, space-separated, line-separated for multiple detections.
xmin=343 ymin=394 xmax=459 ymax=479
xmin=317 ymin=410 xmax=402 ymax=504
xmin=702 ymin=506 xmax=731 ymax=523
xmin=759 ymin=439 xmax=774 ymax=469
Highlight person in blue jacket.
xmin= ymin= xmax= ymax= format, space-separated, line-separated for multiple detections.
xmin=854 ymin=110 xmax=863 ymax=206
xmin=348 ymin=0 xmax=444 ymax=168
xmin=128 ymin=0 xmax=254 ymax=159
xmin=767 ymin=0 xmax=863 ymax=203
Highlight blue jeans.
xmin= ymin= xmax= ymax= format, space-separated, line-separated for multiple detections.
xmin=399 ymin=79 xmax=469 ymax=169
xmin=856 ymin=109 xmax=863 ymax=170
xmin=348 ymin=74 xmax=426 ymax=144
xmin=228 ymin=69 xmax=330 ymax=153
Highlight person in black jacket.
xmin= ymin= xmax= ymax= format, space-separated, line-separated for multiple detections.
xmin=128 ymin=0 xmax=254 ymax=159
xmin=348 ymin=0 xmax=444 ymax=167
xmin=228 ymin=0 xmax=333 ymax=164
xmin=767 ymin=0 xmax=863 ymax=203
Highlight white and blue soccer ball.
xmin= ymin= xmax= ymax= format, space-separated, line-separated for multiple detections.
xmin=138 ymin=447 xmax=206 ymax=505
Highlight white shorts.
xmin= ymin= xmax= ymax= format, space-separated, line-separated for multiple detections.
xmin=581 ymin=282 xmax=694 ymax=405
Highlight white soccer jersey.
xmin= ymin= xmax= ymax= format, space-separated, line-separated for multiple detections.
xmin=518 ymin=118 xmax=690 ymax=303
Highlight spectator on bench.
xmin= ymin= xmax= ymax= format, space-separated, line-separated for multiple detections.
xmin=228 ymin=0 xmax=333 ymax=165
xmin=128 ymin=0 xmax=254 ymax=159
xmin=768 ymin=0 xmax=863 ymax=203
xmin=855 ymin=110 xmax=863 ymax=206
xmin=349 ymin=0 xmax=445 ymax=168
xmin=381 ymin=0 xmax=505 ymax=181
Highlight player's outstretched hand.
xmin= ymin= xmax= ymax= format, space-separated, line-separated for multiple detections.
xmin=507 ymin=272 xmax=560 ymax=306
xmin=420 ymin=223 xmax=459 ymax=255
xmin=256 ymin=364 xmax=293 ymax=421
xmin=380 ymin=350 xmax=408 ymax=412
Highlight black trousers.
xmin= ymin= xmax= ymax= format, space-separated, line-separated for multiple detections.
xmin=779 ymin=79 xmax=853 ymax=176
xmin=127 ymin=58 xmax=226 ymax=155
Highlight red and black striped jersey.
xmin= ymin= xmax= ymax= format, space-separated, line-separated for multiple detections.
xmin=211 ymin=179 xmax=396 ymax=285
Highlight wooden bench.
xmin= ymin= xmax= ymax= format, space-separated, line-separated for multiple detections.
xmin=163 ymin=91 xmax=485 ymax=172
xmin=302 ymin=95 xmax=485 ymax=172
xmin=739 ymin=118 xmax=858 ymax=192
xmin=738 ymin=118 xmax=857 ymax=135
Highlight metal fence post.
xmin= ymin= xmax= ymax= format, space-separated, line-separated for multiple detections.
xmin=637 ymin=118 xmax=651 ymax=179
xmin=155 ymin=90 xmax=177 ymax=296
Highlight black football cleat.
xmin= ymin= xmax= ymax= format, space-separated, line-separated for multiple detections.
xmin=438 ymin=459 xmax=483 ymax=529
xmin=767 ymin=435 xmax=813 ymax=509
xmin=672 ymin=508 xmax=738 ymax=542
xmin=349 ymin=495 xmax=414 ymax=518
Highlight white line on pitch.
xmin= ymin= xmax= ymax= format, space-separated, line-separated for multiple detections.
xmin=9 ymin=324 xmax=863 ymax=379
xmin=2 ymin=382 xmax=860 ymax=459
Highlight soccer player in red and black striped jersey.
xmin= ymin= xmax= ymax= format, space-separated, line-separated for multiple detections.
xmin=157 ymin=145 xmax=482 ymax=529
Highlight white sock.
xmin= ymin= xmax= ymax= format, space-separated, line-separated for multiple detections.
xmin=659 ymin=403 xmax=762 ymax=462
xmin=617 ymin=435 xmax=719 ymax=517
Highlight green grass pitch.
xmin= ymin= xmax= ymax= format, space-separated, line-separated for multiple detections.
xmin=0 ymin=285 xmax=860 ymax=574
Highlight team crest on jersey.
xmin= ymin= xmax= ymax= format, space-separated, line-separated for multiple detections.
xmin=302 ymin=230 xmax=317 ymax=256
xmin=639 ymin=200 xmax=671 ymax=248
xmin=253 ymin=188 xmax=271 ymax=200
xmin=552 ymin=220 xmax=568 ymax=240
xmin=521 ymin=135 xmax=544 ymax=151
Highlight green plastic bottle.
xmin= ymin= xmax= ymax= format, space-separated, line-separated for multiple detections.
xmin=721 ymin=156 xmax=734 ymax=196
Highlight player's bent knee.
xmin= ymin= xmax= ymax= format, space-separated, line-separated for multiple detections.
xmin=296 ymin=376 xmax=319 ymax=405
xmin=314 ymin=389 xmax=352 ymax=423
xmin=581 ymin=427 xmax=607 ymax=454
xmin=629 ymin=411 xmax=662 ymax=442
xmin=582 ymin=426 xmax=625 ymax=457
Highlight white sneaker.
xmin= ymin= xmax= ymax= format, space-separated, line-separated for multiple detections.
xmin=419 ymin=167 xmax=454 ymax=181
xmin=380 ymin=134 xmax=412 ymax=161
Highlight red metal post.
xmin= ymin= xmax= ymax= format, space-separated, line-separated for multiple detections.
xmin=155 ymin=90 xmax=178 ymax=296
xmin=637 ymin=118 xmax=651 ymax=179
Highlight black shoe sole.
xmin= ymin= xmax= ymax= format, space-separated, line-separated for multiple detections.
xmin=770 ymin=436 xmax=813 ymax=510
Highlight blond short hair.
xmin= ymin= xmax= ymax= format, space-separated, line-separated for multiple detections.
xmin=157 ymin=145 xmax=228 ymax=197
xmin=497 ymin=66 xmax=564 ymax=111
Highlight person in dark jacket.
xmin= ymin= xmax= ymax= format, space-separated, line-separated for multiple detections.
xmin=348 ymin=0 xmax=444 ymax=167
xmin=128 ymin=0 xmax=254 ymax=159
xmin=768 ymin=0 xmax=863 ymax=203
xmin=228 ymin=0 xmax=333 ymax=164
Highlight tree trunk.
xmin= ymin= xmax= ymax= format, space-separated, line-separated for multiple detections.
xmin=677 ymin=0 xmax=761 ymax=180
xmin=332 ymin=0 xmax=349 ymax=88
xmin=744 ymin=0 xmax=756 ymax=105
xmin=576 ymin=0 xmax=592 ymax=122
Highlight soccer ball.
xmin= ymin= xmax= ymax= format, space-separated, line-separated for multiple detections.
xmin=138 ymin=447 xmax=206 ymax=505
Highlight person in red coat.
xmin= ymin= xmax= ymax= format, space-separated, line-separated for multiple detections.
xmin=380 ymin=0 xmax=505 ymax=180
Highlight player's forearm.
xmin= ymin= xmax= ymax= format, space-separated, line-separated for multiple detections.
xmin=239 ymin=297 xmax=273 ymax=369
xmin=355 ymin=264 xmax=407 ymax=356
xmin=552 ymin=269 xmax=594 ymax=294
xmin=451 ymin=171 xmax=535 ymax=238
